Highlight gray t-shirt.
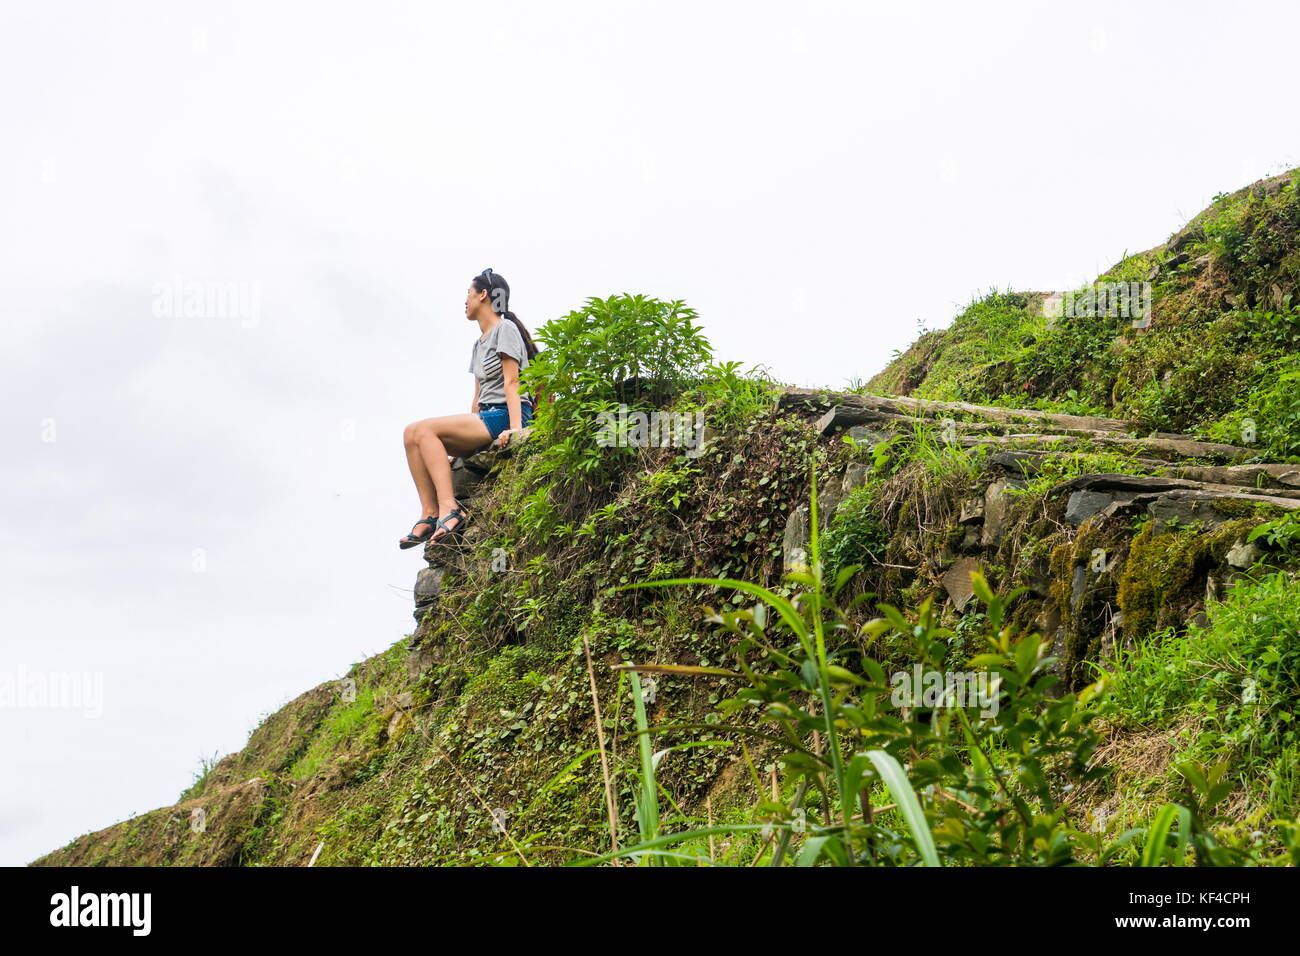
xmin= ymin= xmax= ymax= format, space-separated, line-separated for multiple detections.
xmin=469 ymin=319 xmax=529 ymax=406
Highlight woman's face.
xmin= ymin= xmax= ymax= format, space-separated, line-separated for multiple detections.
xmin=465 ymin=282 xmax=487 ymax=318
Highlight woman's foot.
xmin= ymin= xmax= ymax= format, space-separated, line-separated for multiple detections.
xmin=430 ymin=504 xmax=469 ymax=543
xmin=398 ymin=516 xmax=437 ymax=550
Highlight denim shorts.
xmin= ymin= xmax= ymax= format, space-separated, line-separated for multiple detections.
xmin=477 ymin=402 xmax=533 ymax=440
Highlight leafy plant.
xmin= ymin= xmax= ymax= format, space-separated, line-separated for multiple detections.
xmin=1248 ymin=513 xmax=1300 ymax=551
xmin=591 ymin=466 xmax=1178 ymax=866
xmin=688 ymin=360 xmax=780 ymax=431
xmin=1242 ymin=356 xmax=1300 ymax=458
xmin=1245 ymin=295 xmax=1300 ymax=350
xmin=821 ymin=485 xmax=888 ymax=582
xmin=523 ymin=293 xmax=713 ymax=479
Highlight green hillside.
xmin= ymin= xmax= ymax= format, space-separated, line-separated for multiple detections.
xmin=34 ymin=170 xmax=1300 ymax=868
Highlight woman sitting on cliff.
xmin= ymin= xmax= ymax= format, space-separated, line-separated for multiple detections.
xmin=399 ymin=269 xmax=538 ymax=549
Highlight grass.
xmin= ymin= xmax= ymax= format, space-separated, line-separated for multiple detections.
xmin=1009 ymin=446 xmax=1155 ymax=497
xmin=1106 ymin=569 xmax=1300 ymax=819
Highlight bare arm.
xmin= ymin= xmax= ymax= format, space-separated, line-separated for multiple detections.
xmin=471 ymin=379 xmax=480 ymax=415
xmin=502 ymin=355 xmax=522 ymax=438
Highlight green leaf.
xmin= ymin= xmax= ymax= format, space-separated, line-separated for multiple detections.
xmin=1140 ymin=804 xmax=1191 ymax=867
xmin=866 ymin=750 xmax=941 ymax=867
xmin=794 ymin=836 xmax=830 ymax=866
xmin=969 ymin=569 xmax=995 ymax=606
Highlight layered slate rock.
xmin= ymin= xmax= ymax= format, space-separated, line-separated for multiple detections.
xmin=775 ymin=386 xmax=1297 ymax=686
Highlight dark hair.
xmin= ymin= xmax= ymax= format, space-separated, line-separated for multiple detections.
xmin=473 ymin=270 xmax=539 ymax=362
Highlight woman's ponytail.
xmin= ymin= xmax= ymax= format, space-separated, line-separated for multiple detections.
xmin=503 ymin=311 xmax=539 ymax=362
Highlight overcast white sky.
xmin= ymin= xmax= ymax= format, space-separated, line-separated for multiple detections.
xmin=2 ymin=0 xmax=1298 ymax=867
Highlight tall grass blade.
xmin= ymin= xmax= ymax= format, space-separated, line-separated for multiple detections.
xmin=629 ymin=672 xmax=661 ymax=864
xmin=867 ymin=749 xmax=941 ymax=867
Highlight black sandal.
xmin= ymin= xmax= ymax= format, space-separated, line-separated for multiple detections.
xmin=399 ymin=517 xmax=436 ymax=550
xmin=430 ymin=505 xmax=469 ymax=543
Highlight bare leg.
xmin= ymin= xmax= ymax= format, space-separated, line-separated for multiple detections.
xmin=415 ymin=429 xmax=456 ymax=519
xmin=402 ymin=414 xmax=492 ymax=542
xmin=403 ymin=422 xmax=439 ymax=519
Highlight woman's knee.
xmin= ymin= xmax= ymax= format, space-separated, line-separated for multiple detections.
xmin=405 ymin=419 xmax=449 ymax=446
xmin=403 ymin=421 xmax=429 ymax=446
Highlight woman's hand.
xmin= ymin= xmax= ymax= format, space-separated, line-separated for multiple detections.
xmin=497 ymin=428 xmax=519 ymax=448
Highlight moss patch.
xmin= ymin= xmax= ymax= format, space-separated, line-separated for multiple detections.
xmin=1116 ymin=518 xmax=1258 ymax=638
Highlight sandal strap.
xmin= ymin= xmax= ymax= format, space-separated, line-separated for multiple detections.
xmin=401 ymin=517 xmax=437 ymax=542
xmin=434 ymin=508 xmax=467 ymax=534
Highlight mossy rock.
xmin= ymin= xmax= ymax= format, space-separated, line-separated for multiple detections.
xmin=1115 ymin=518 xmax=1260 ymax=639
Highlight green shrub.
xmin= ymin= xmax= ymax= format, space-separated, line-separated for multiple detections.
xmin=523 ymin=293 xmax=712 ymax=479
